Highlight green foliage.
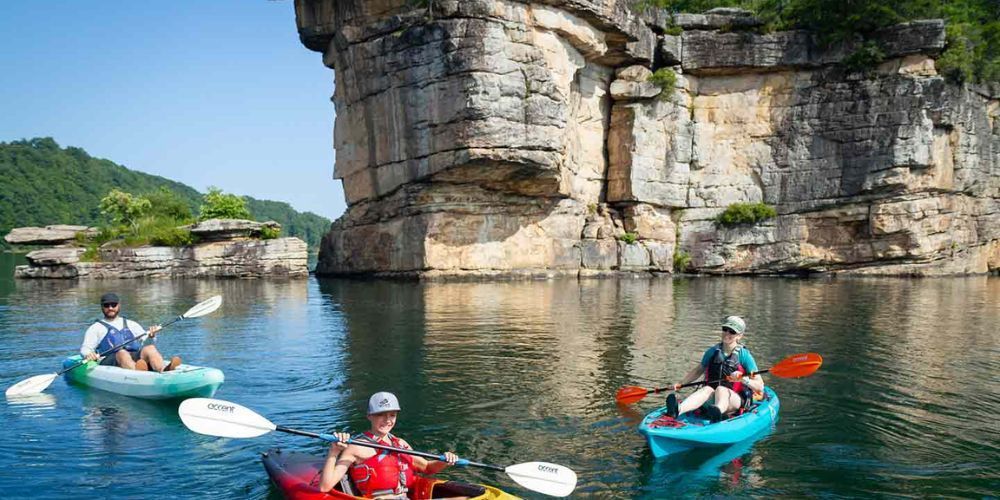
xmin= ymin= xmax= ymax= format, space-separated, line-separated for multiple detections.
xmin=0 ymin=138 xmax=330 ymax=250
xmin=79 ymin=245 xmax=100 ymax=262
xmin=619 ymin=232 xmax=639 ymax=244
xmin=648 ymin=68 xmax=677 ymax=99
xmin=145 ymin=186 xmax=195 ymax=222
xmin=258 ymin=225 xmax=281 ymax=240
xmin=673 ymin=249 xmax=692 ymax=271
xmin=100 ymin=189 xmax=152 ymax=230
xmin=842 ymin=40 xmax=886 ymax=72
xmin=715 ymin=202 xmax=778 ymax=226
xmin=244 ymin=198 xmax=330 ymax=249
xmin=633 ymin=0 xmax=1000 ymax=83
xmin=199 ymin=187 xmax=252 ymax=220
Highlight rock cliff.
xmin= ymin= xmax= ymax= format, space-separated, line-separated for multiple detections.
xmin=8 ymin=220 xmax=309 ymax=279
xmin=295 ymin=0 xmax=999 ymax=277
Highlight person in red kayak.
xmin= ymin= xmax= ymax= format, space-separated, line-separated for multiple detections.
xmin=80 ymin=292 xmax=181 ymax=372
xmin=319 ymin=392 xmax=459 ymax=498
xmin=666 ymin=315 xmax=765 ymax=422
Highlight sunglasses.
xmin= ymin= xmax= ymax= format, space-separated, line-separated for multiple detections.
xmin=722 ymin=328 xmax=740 ymax=335
xmin=102 ymin=303 xmax=119 ymax=308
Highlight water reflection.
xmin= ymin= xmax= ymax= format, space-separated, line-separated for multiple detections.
xmin=0 ymin=269 xmax=998 ymax=498
xmin=637 ymin=427 xmax=773 ymax=497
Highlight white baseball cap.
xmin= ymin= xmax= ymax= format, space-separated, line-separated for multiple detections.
xmin=367 ymin=392 xmax=401 ymax=415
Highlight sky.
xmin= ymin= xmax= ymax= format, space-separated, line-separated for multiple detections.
xmin=0 ymin=1 xmax=345 ymax=220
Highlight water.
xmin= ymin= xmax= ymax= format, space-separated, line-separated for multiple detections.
xmin=1 ymin=253 xmax=998 ymax=498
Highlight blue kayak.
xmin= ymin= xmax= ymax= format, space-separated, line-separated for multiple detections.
xmin=638 ymin=387 xmax=780 ymax=458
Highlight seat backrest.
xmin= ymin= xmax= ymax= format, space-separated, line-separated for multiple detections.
xmin=339 ymin=475 xmax=356 ymax=496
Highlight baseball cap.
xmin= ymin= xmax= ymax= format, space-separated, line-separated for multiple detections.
xmin=100 ymin=292 xmax=121 ymax=305
xmin=367 ymin=392 xmax=401 ymax=415
xmin=722 ymin=315 xmax=747 ymax=335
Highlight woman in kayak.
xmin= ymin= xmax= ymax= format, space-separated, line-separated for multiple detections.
xmin=666 ymin=315 xmax=765 ymax=422
xmin=319 ymin=392 xmax=460 ymax=499
xmin=80 ymin=292 xmax=181 ymax=372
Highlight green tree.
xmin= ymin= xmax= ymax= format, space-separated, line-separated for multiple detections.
xmin=100 ymin=189 xmax=152 ymax=231
xmin=199 ymin=187 xmax=252 ymax=220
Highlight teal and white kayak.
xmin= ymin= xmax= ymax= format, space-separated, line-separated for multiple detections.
xmin=61 ymin=355 xmax=224 ymax=400
xmin=638 ymin=387 xmax=779 ymax=458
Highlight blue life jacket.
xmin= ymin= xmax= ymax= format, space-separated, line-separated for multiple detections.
xmin=95 ymin=316 xmax=142 ymax=354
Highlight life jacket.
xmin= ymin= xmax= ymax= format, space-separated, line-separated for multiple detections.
xmin=95 ymin=316 xmax=141 ymax=353
xmin=705 ymin=343 xmax=747 ymax=393
xmin=348 ymin=432 xmax=414 ymax=498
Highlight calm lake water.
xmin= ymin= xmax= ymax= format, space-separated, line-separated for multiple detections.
xmin=1 ymin=252 xmax=998 ymax=498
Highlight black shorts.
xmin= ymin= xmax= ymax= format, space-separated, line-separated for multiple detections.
xmin=100 ymin=350 xmax=141 ymax=366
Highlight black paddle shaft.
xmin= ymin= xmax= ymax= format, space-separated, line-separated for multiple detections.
xmin=680 ymin=368 xmax=771 ymax=390
xmin=273 ymin=426 xmax=504 ymax=472
xmin=58 ymin=314 xmax=184 ymax=377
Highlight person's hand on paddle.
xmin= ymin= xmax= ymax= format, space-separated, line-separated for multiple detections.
xmin=671 ymin=383 xmax=682 ymax=391
xmin=726 ymin=371 xmax=744 ymax=383
xmin=328 ymin=432 xmax=351 ymax=452
xmin=147 ymin=325 xmax=162 ymax=339
xmin=441 ymin=451 xmax=459 ymax=465
xmin=84 ymin=352 xmax=100 ymax=362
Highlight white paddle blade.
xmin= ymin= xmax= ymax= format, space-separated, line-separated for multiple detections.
xmin=182 ymin=295 xmax=223 ymax=319
xmin=5 ymin=373 xmax=58 ymax=398
xmin=505 ymin=462 xmax=578 ymax=498
xmin=178 ymin=398 xmax=276 ymax=438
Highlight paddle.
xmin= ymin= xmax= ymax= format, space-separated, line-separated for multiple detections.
xmin=178 ymin=397 xmax=578 ymax=498
xmin=615 ymin=352 xmax=823 ymax=405
xmin=5 ymin=295 xmax=223 ymax=398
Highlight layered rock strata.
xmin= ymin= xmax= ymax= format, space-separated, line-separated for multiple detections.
xmin=7 ymin=220 xmax=308 ymax=279
xmin=295 ymin=1 xmax=999 ymax=277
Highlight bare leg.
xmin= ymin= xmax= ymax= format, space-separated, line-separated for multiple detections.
xmin=141 ymin=345 xmax=166 ymax=372
xmin=678 ymin=386 xmax=715 ymax=415
xmin=115 ymin=349 xmax=136 ymax=369
xmin=713 ymin=386 xmax=742 ymax=415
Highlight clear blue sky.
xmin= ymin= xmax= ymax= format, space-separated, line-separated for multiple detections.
xmin=0 ymin=1 xmax=345 ymax=220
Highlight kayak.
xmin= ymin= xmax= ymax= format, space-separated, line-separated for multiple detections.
xmin=261 ymin=448 xmax=520 ymax=500
xmin=61 ymin=355 xmax=224 ymax=400
xmin=638 ymin=387 xmax=780 ymax=458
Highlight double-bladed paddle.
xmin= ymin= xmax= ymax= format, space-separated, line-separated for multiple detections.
xmin=615 ymin=352 xmax=823 ymax=405
xmin=178 ymin=397 xmax=578 ymax=498
xmin=5 ymin=295 xmax=223 ymax=398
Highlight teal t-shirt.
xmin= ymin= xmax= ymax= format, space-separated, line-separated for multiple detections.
xmin=700 ymin=344 xmax=758 ymax=373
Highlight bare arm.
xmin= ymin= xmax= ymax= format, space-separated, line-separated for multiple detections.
xmin=399 ymin=439 xmax=457 ymax=475
xmin=318 ymin=434 xmax=353 ymax=493
xmin=676 ymin=363 xmax=705 ymax=388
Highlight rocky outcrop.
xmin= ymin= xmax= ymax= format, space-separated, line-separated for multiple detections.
xmin=8 ymin=219 xmax=309 ymax=279
xmin=295 ymin=1 xmax=999 ymax=277
xmin=4 ymin=225 xmax=97 ymax=245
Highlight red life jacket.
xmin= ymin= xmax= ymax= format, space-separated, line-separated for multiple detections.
xmin=349 ymin=432 xmax=414 ymax=498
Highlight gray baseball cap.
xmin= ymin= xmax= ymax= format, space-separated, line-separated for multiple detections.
xmin=100 ymin=292 xmax=121 ymax=305
xmin=722 ymin=315 xmax=747 ymax=335
xmin=367 ymin=392 xmax=401 ymax=415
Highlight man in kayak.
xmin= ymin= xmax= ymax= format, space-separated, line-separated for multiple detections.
xmin=666 ymin=315 xmax=765 ymax=422
xmin=318 ymin=392 xmax=460 ymax=498
xmin=80 ymin=292 xmax=181 ymax=372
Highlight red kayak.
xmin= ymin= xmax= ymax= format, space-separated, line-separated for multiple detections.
xmin=262 ymin=448 xmax=519 ymax=499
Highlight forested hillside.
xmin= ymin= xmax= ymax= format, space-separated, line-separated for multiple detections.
xmin=0 ymin=137 xmax=330 ymax=249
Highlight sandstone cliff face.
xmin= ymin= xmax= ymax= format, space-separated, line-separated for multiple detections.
xmin=296 ymin=0 xmax=999 ymax=277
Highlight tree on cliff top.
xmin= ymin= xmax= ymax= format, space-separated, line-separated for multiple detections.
xmin=199 ymin=187 xmax=252 ymax=220
xmin=639 ymin=0 xmax=999 ymax=83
